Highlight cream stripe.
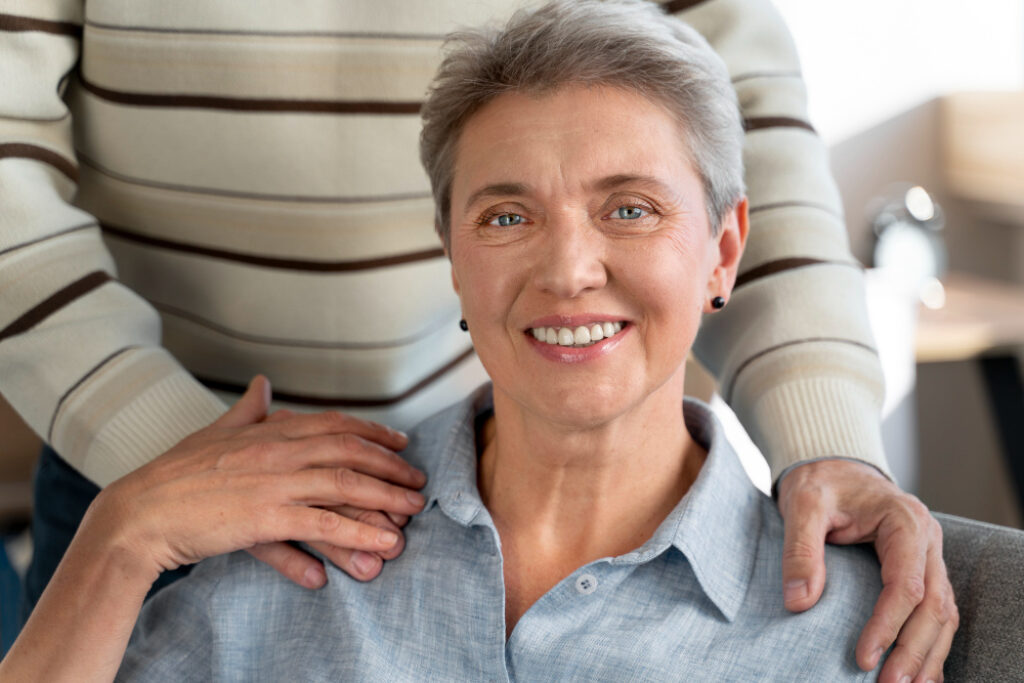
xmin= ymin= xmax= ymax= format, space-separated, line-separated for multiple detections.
xmin=0 ymin=159 xmax=91 ymax=249
xmin=0 ymin=228 xmax=111 ymax=330
xmin=740 ymin=205 xmax=853 ymax=272
xmin=734 ymin=76 xmax=809 ymax=120
xmin=85 ymin=0 xmax=531 ymax=36
xmin=103 ymin=236 xmax=458 ymax=344
xmin=75 ymin=166 xmax=440 ymax=261
xmin=163 ymin=309 xmax=472 ymax=398
xmin=677 ymin=0 xmax=801 ymax=79
xmin=0 ymin=115 xmax=75 ymax=157
xmin=742 ymin=128 xmax=844 ymax=213
xmin=693 ymin=266 xmax=875 ymax=386
xmin=68 ymin=84 xmax=430 ymax=198
xmin=1 ymin=30 xmax=80 ymax=119
xmin=0 ymin=1 xmax=82 ymax=23
xmin=83 ymin=27 xmax=443 ymax=102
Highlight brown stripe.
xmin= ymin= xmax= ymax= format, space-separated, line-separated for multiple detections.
xmin=725 ymin=338 xmax=878 ymax=402
xmin=0 ymin=222 xmax=96 ymax=259
xmin=748 ymin=201 xmax=842 ymax=219
xmin=735 ymin=258 xmax=862 ymax=289
xmin=79 ymin=76 xmax=421 ymax=115
xmin=661 ymin=0 xmax=709 ymax=13
xmin=77 ymin=151 xmax=433 ymax=204
xmin=197 ymin=346 xmax=476 ymax=408
xmin=101 ymin=223 xmax=444 ymax=272
xmin=48 ymin=345 xmax=138 ymax=441
xmin=744 ymin=116 xmax=816 ymax=134
xmin=0 ymin=271 xmax=112 ymax=343
xmin=0 ymin=143 xmax=79 ymax=182
xmin=85 ymin=19 xmax=445 ymax=41
xmin=0 ymin=13 xmax=81 ymax=37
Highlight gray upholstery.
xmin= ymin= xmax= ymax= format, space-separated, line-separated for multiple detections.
xmin=938 ymin=512 xmax=1024 ymax=681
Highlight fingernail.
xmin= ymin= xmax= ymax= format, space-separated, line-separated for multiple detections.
xmin=411 ymin=468 xmax=428 ymax=486
xmin=378 ymin=529 xmax=399 ymax=546
xmin=784 ymin=579 xmax=808 ymax=603
xmin=406 ymin=490 xmax=425 ymax=507
xmin=872 ymin=647 xmax=884 ymax=667
xmin=303 ymin=566 xmax=326 ymax=589
xmin=352 ymin=551 xmax=378 ymax=575
xmin=899 ymin=676 xmax=911 ymax=683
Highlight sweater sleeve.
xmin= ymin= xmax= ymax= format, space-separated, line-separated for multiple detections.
xmin=669 ymin=0 xmax=891 ymax=481
xmin=0 ymin=6 xmax=226 ymax=487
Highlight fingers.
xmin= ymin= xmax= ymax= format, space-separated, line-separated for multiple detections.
xmin=856 ymin=518 xmax=930 ymax=672
xmin=276 ymin=506 xmax=402 ymax=555
xmin=246 ymin=541 xmax=326 ymax=589
xmin=287 ymin=466 xmax=425 ymax=517
xmin=273 ymin=410 xmax=408 ymax=451
xmin=872 ymin=521 xmax=957 ymax=682
xmin=292 ymin=432 xmax=426 ymax=489
xmin=215 ymin=376 xmax=272 ymax=428
xmin=307 ymin=507 xmax=406 ymax=582
xmin=779 ymin=488 xmax=832 ymax=612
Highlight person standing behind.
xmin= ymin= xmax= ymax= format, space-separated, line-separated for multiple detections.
xmin=0 ymin=1 xmax=954 ymax=680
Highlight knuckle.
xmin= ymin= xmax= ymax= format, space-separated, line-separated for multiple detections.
xmin=315 ymin=508 xmax=341 ymax=534
xmin=334 ymin=467 xmax=360 ymax=494
xmin=900 ymin=575 xmax=927 ymax=604
xmin=782 ymin=539 xmax=820 ymax=563
xmin=789 ymin=486 xmax=826 ymax=512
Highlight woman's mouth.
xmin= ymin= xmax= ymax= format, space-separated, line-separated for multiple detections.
xmin=527 ymin=321 xmax=626 ymax=348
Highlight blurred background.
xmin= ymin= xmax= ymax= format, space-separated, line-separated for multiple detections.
xmin=3 ymin=0 xmax=1024 ymax=648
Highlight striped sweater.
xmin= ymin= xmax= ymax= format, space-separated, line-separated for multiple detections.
xmin=0 ymin=0 xmax=887 ymax=487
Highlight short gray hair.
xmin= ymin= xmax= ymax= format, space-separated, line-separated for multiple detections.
xmin=419 ymin=0 xmax=745 ymax=249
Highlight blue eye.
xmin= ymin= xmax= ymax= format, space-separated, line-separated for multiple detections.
xmin=615 ymin=206 xmax=647 ymax=220
xmin=490 ymin=213 xmax=524 ymax=227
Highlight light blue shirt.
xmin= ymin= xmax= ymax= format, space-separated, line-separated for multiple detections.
xmin=120 ymin=385 xmax=884 ymax=681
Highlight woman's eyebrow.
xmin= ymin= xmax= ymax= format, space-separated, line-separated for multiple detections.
xmin=464 ymin=182 xmax=529 ymax=211
xmin=590 ymin=173 xmax=671 ymax=194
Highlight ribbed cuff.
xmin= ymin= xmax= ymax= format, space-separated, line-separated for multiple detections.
xmin=65 ymin=364 xmax=227 ymax=487
xmin=737 ymin=376 xmax=891 ymax=484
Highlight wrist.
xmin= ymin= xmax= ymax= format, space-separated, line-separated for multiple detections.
xmin=77 ymin=484 xmax=165 ymax=588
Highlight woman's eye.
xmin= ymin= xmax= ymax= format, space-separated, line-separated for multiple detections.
xmin=489 ymin=213 xmax=524 ymax=227
xmin=615 ymin=206 xmax=647 ymax=220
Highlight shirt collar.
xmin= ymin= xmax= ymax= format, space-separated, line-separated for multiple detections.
xmin=418 ymin=386 xmax=762 ymax=622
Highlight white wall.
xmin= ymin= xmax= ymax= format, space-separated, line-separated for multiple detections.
xmin=772 ymin=0 xmax=1024 ymax=145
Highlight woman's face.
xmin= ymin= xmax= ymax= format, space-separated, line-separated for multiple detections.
xmin=448 ymin=85 xmax=746 ymax=429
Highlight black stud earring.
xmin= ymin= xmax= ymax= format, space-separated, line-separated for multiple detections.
xmin=711 ymin=296 xmax=726 ymax=310
xmin=459 ymin=319 xmax=469 ymax=331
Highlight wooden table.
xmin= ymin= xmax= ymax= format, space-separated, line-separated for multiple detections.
xmin=916 ymin=271 xmax=1024 ymax=504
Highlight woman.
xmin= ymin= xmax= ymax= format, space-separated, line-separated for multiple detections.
xmin=3 ymin=1 xmax=936 ymax=679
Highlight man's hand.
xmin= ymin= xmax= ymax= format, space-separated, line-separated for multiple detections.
xmin=777 ymin=460 xmax=957 ymax=683
xmin=98 ymin=376 xmax=426 ymax=589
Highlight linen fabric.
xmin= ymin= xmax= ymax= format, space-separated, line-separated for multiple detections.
xmin=118 ymin=387 xmax=884 ymax=682
xmin=0 ymin=0 xmax=887 ymax=489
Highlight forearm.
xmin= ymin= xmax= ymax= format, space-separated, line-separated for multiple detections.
xmin=678 ymin=0 xmax=888 ymax=479
xmin=0 ymin=502 xmax=158 ymax=681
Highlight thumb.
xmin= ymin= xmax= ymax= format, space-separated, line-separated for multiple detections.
xmin=780 ymin=506 xmax=830 ymax=613
xmin=214 ymin=375 xmax=272 ymax=428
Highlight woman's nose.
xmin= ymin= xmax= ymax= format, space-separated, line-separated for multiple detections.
xmin=531 ymin=217 xmax=608 ymax=298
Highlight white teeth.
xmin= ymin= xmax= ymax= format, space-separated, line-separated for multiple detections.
xmin=529 ymin=321 xmax=625 ymax=348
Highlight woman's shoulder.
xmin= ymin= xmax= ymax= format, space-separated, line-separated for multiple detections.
xmin=400 ymin=384 xmax=492 ymax=475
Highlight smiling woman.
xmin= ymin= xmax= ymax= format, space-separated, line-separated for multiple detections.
xmin=1 ymin=1 xmax=902 ymax=680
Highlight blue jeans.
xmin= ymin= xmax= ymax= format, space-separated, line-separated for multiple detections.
xmin=18 ymin=445 xmax=190 ymax=626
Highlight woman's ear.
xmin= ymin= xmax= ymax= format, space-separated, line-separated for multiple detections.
xmin=704 ymin=197 xmax=749 ymax=312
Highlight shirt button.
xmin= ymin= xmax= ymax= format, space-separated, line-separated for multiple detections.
xmin=575 ymin=573 xmax=598 ymax=595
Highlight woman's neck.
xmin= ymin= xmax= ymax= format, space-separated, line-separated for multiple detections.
xmin=477 ymin=376 xmax=705 ymax=574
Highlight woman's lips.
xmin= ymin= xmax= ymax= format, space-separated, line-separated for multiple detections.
xmin=525 ymin=322 xmax=630 ymax=363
